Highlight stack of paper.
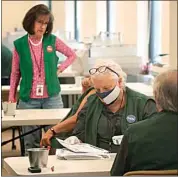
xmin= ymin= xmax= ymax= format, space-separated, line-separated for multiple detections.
xmin=56 ymin=149 xmax=110 ymax=160
xmin=55 ymin=138 xmax=110 ymax=160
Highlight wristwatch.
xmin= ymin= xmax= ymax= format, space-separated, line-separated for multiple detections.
xmin=50 ymin=128 xmax=56 ymax=136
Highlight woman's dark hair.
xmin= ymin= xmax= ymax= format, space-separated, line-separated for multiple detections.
xmin=22 ymin=4 xmax=54 ymax=35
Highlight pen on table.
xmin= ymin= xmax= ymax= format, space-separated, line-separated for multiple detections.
xmin=51 ymin=166 xmax=54 ymax=172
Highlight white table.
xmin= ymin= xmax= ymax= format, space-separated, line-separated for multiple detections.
xmin=57 ymin=71 xmax=80 ymax=78
xmin=2 ymin=83 xmax=153 ymax=97
xmin=2 ymin=109 xmax=70 ymax=155
xmin=2 ymin=109 xmax=70 ymax=127
xmin=61 ymin=83 xmax=153 ymax=97
xmin=2 ymin=84 xmax=83 ymax=108
xmin=2 ymin=84 xmax=82 ymax=95
xmin=126 ymin=83 xmax=153 ymax=97
xmin=60 ymin=84 xmax=82 ymax=95
xmin=2 ymin=83 xmax=153 ymax=109
xmin=3 ymin=154 xmax=116 ymax=176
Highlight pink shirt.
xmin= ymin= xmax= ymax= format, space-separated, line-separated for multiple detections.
xmin=9 ymin=36 xmax=76 ymax=102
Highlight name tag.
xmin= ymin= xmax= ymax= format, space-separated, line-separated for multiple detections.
xmin=36 ymin=84 xmax=44 ymax=96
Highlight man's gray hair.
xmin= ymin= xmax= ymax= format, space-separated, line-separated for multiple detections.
xmin=91 ymin=59 xmax=127 ymax=88
xmin=153 ymin=70 xmax=177 ymax=112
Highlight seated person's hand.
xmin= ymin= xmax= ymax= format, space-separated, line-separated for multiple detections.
xmin=82 ymin=77 xmax=92 ymax=92
xmin=64 ymin=136 xmax=81 ymax=145
xmin=40 ymin=129 xmax=54 ymax=147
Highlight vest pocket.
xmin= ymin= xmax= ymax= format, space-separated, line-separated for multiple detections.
xmin=44 ymin=59 xmax=60 ymax=95
xmin=19 ymin=76 xmax=31 ymax=100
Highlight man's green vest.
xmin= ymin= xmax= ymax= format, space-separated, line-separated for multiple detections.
xmin=51 ymin=87 xmax=155 ymax=148
xmin=84 ymin=87 xmax=153 ymax=146
xmin=14 ymin=34 xmax=60 ymax=101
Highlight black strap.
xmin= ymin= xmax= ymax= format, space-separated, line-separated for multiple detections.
xmin=1 ymin=125 xmax=47 ymax=146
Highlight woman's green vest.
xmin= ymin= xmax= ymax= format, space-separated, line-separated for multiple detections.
xmin=14 ymin=34 xmax=60 ymax=101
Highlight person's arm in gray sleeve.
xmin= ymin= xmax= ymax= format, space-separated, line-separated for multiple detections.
xmin=2 ymin=44 xmax=12 ymax=77
xmin=72 ymin=102 xmax=88 ymax=142
xmin=110 ymin=133 xmax=131 ymax=176
xmin=142 ymin=99 xmax=157 ymax=120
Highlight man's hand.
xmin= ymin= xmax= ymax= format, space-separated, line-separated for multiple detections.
xmin=40 ymin=129 xmax=53 ymax=147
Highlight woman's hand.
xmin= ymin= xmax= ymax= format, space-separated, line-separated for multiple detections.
xmin=40 ymin=129 xmax=54 ymax=147
xmin=57 ymin=68 xmax=63 ymax=76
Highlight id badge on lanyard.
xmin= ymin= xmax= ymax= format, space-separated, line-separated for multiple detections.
xmin=36 ymin=82 xmax=44 ymax=96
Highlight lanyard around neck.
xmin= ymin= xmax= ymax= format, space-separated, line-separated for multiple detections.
xmin=29 ymin=41 xmax=43 ymax=78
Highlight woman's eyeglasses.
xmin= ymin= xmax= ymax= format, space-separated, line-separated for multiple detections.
xmin=36 ymin=20 xmax=49 ymax=27
xmin=89 ymin=66 xmax=119 ymax=77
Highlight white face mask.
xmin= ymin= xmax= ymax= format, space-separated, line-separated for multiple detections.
xmin=97 ymin=86 xmax=121 ymax=105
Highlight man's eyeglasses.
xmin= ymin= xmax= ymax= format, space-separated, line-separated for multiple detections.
xmin=89 ymin=66 xmax=119 ymax=77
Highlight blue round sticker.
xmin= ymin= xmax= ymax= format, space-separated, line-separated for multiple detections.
xmin=126 ymin=115 xmax=136 ymax=123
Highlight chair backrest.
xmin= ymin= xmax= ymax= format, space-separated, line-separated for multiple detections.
xmin=124 ymin=170 xmax=178 ymax=176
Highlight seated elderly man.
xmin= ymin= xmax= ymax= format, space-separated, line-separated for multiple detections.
xmin=111 ymin=70 xmax=178 ymax=175
xmin=59 ymin=59 xmax=157 ymax=152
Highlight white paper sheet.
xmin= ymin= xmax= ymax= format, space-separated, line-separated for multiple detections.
xmin=112 ymin=135 xmax=124 ymax=145
xmin=56 ymin=148 xmax=110 ymax=160
xmin=56 ymin=138 xmax=109 ymax=153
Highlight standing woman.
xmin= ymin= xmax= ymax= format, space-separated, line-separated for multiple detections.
xmin=8 ymin=4 xmax=76 ymax=151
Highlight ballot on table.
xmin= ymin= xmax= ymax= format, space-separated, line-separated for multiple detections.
xmin=55 ymin=138 xmax=110 ymax=160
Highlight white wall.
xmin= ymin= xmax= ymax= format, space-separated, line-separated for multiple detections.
xmin=169 ymin=1 xmax=177 ymax=69
xmin=137 ymin=1 xmax=149 ymax=62
xmin=2 ymin=1 xmax=35 ymax=37
xmin=52 ymin=1 xmax=65 ymax=32
xmin=79 ymin=1 xmax=97 ymax=41
xmin=161 ymin=1 xmax=170 ymax=64
xmin=116 ymin=1 xmax=137 ymax=45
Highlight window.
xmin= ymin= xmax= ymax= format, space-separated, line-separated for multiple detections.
xmin=149 ymin=1 xmax=162 ymax=64
xmin=48 ymin=0 xmax=51 ymax=10
xmin=74 ymin=0 xmax=81 ymax=41
xmin=107 ymin=1 xmax=117 ymax=33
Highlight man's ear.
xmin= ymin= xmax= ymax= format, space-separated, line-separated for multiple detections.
xmin=154 ymin=91 xmax=162 ymax=112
